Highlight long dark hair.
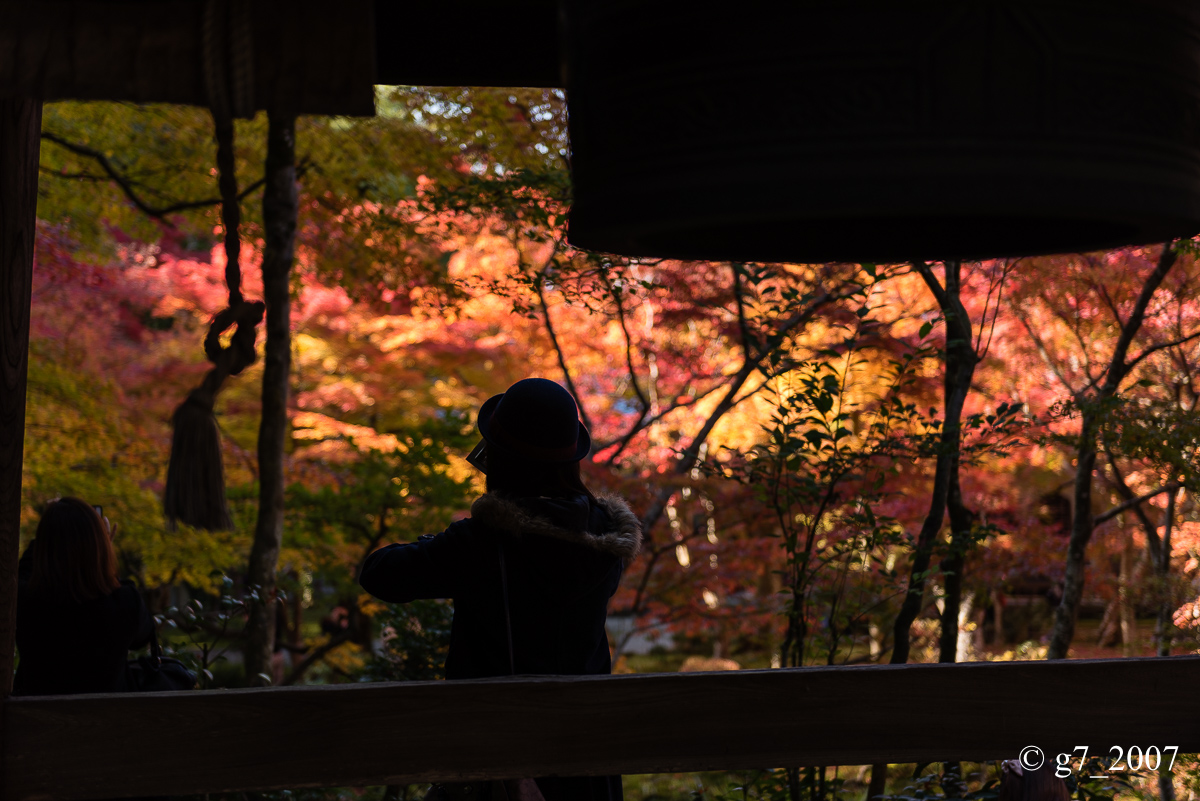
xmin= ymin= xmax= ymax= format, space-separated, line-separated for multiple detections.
xmin=30 ymin=497 xmax=120 ymax=603
xmin=485 ymin=448 xmax=596 ymax=501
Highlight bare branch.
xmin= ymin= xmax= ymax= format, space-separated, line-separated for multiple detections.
xmin=1013 ymin=305 xmax=1079 ymax=396
xmin=1103 ymin=449 xmax=1163 ymax=563
xmin=535 ymin=273 xmax=595 ymax=436
xmin=977 ymin=259 xmax=1017 ymax=360
xmin=609 ymin=276 xmax=652 ymax=417
xmin=1093 ymin=482 xmax=1180 ymax=526
xmin=41 ymin=130 xmax=269 ymax=223
xmin=731 ymin=262 xmax=757 ymax=361
xmin=1104 ymin=242 xmax=1180 ymax=393
xmin=280 ymin=630 xmax=355 ymax=686
xmin=597 ymin=382 xmax=726 ymax=465
xmin=638 ymin=285 xmax=848 ymax=535
xmin=1039 ymin=288 xmax=1100 ymax=387
xmin=1123 ymin=329 xmax=1200 ymax=377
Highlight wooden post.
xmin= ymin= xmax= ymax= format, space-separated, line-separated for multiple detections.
xmin=0 ymin=98 xmax=41 ymax=690
xmin=0 ymin=96 xmax=42 ymax=795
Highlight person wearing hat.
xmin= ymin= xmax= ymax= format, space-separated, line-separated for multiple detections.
xmin=359 ymin=377 xmax=641 ymax=801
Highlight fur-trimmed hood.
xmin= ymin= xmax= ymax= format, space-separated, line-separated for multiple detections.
xmin=470 ymin=492 xmax=642 ymax=559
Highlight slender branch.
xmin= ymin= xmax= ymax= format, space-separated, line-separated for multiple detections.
xmin=732 ymin=262 xmax=757 ymax=361
xmin=611 ymin=280 xmax=652 ymax=417
xmin=1103 ymin=449 xmax=1163 ymax=565
xmin=598 ymin=382 xmax=725 ymax=465
xmin=1101 ymin=242 xmax=1179 ymax=393
xmin=280 ymin=630 xmax=355 ymax=686
xmin=535 ymin=275 xmax=594 ymax=435
xmin=976 ymin=259 xmax=1016 ymax=360
xmin=1096 ymin=276 xmax=1125 ymax=331
xmin=1123 ymin=329 xmax=1200 ymax=376
xmin=1039 ymin=289 xmax=1100 ymax=387
xmin=41 ymin=130 xmax=272 ymax=222
xmin=1093 ymin=482 xmax=1180 ymax=526
xmin=1013 ymin=305 xmax=1079 ymax=396
xmin=639 ymin=285 xmax=847 ymax=535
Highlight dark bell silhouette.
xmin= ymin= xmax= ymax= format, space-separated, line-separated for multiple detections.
xmin=563 ymin=0 xmax=1200 ymax=263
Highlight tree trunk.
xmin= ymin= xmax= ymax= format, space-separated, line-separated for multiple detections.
xmin=895 ymin=260 xmax=977 ymax=665
xmin=938 ymin=471 xmax=974 ymax=662
xmin=787 ymin=767 xmax=803 ymax=801
xmin=1158 ymin=767 xmax=1177 ymax=801
xmin=244 ymin=110 xmax=297 ymax=684
xmin=1048 ymin=435 xmax=1097 ymax=659
xmin=956 ymin=591 xmax=976 ymax=661
xmin=1119 ymin=528 xmax=1138 ymax=656
xmin=1156 ymin=487 xmax=1176 ymax=657
xmin=866 ymin=764 xmax=887 ymax=801
xmin=1047 ymin=242 xmax=1177 ymax=660
xmin=1096 ymin=598 xmax=1119 ymax=647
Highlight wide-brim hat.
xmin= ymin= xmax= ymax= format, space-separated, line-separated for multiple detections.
xmin=477 ymin=377 xmax=591 ymax=463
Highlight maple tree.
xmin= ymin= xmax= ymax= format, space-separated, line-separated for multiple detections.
xmin=21 ymin=86 xmax=1200 ymax=722
xmin=1002 ymin=244 xmax=1200 ymax=658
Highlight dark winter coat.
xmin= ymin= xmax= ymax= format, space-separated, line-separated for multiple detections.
xmin=14 ymin=546 xmax=154 ymax=696
xmin=358 ymin=491 xmax=642 ymax=801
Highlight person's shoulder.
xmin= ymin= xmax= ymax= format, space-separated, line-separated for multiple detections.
xmin=469 ymin=491 xmax=642 ymax=559
xmin=589 ymin=494 xmax=643 ymax=559
xmin=466 ymin=493 xmax=528 ymax=536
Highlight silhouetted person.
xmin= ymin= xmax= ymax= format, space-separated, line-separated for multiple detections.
xmin=1000 ymin=759 xmax=1070 ymax=801
xmin=360 ymin=378 xmax=641 ymax=801
xmin=14 ymin=497 xmax=153 ymax=696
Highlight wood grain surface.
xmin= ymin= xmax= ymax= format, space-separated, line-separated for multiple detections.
xmin=5 ymin=656 xmax=1199 ymax=800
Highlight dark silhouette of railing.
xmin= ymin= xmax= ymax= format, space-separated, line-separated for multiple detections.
xmin=5 ymin=655 xmax=1199 ymax=800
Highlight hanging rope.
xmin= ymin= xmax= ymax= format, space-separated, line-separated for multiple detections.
xmin=201 ymin=0 xmax=255 ymax=122
xmin=163 ymin=0 xmax=261 ymax=531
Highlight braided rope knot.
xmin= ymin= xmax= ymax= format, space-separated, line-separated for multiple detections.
xmin=203 ymin=299 xmax=265 ymax=376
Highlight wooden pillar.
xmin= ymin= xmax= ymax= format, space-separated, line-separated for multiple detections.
xmin=0 ymin=98 xmax=42 ymax=697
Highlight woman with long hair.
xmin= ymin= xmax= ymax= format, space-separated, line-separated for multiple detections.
xmin=360 ymin=378 xmax=641 ymax=801
xmin=14 ymin=497 xmax=153 ymax=695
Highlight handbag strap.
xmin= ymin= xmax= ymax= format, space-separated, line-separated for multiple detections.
xmin=498 ymin=541 xmax=515 ymax=676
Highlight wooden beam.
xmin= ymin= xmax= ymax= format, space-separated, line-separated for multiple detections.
xmin=0 ymin=1 xmax=375 ymax=115
xmin=373 ymin=0 xmax=561 ymax=88
xmin=5 ymin=656 xmax=1199 ymax=800
xmin=0 ymin=0 xmax=563 ymax=112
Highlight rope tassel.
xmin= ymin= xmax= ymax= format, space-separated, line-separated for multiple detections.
xmin=164 ymin=112 xmax=263 ymax=531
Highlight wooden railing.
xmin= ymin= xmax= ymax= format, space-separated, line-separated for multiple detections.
xmin=5 ymin=655 xmax=1199 ymax=801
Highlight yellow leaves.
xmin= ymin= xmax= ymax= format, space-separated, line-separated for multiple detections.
xmin=444 ymin=451 xmax=480 ymax=490
xmin=357 ymin=594 xmax=389 ymax=618
xmin=291 ymin=411 xmax=406 ymax=454
xmin=321 ymin=640 xmax=367 ymax=676
xmin=293 ymin=332 xmax=332 ymax=362
xmin=985 ymin=642 xmax=1050 ymax=662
